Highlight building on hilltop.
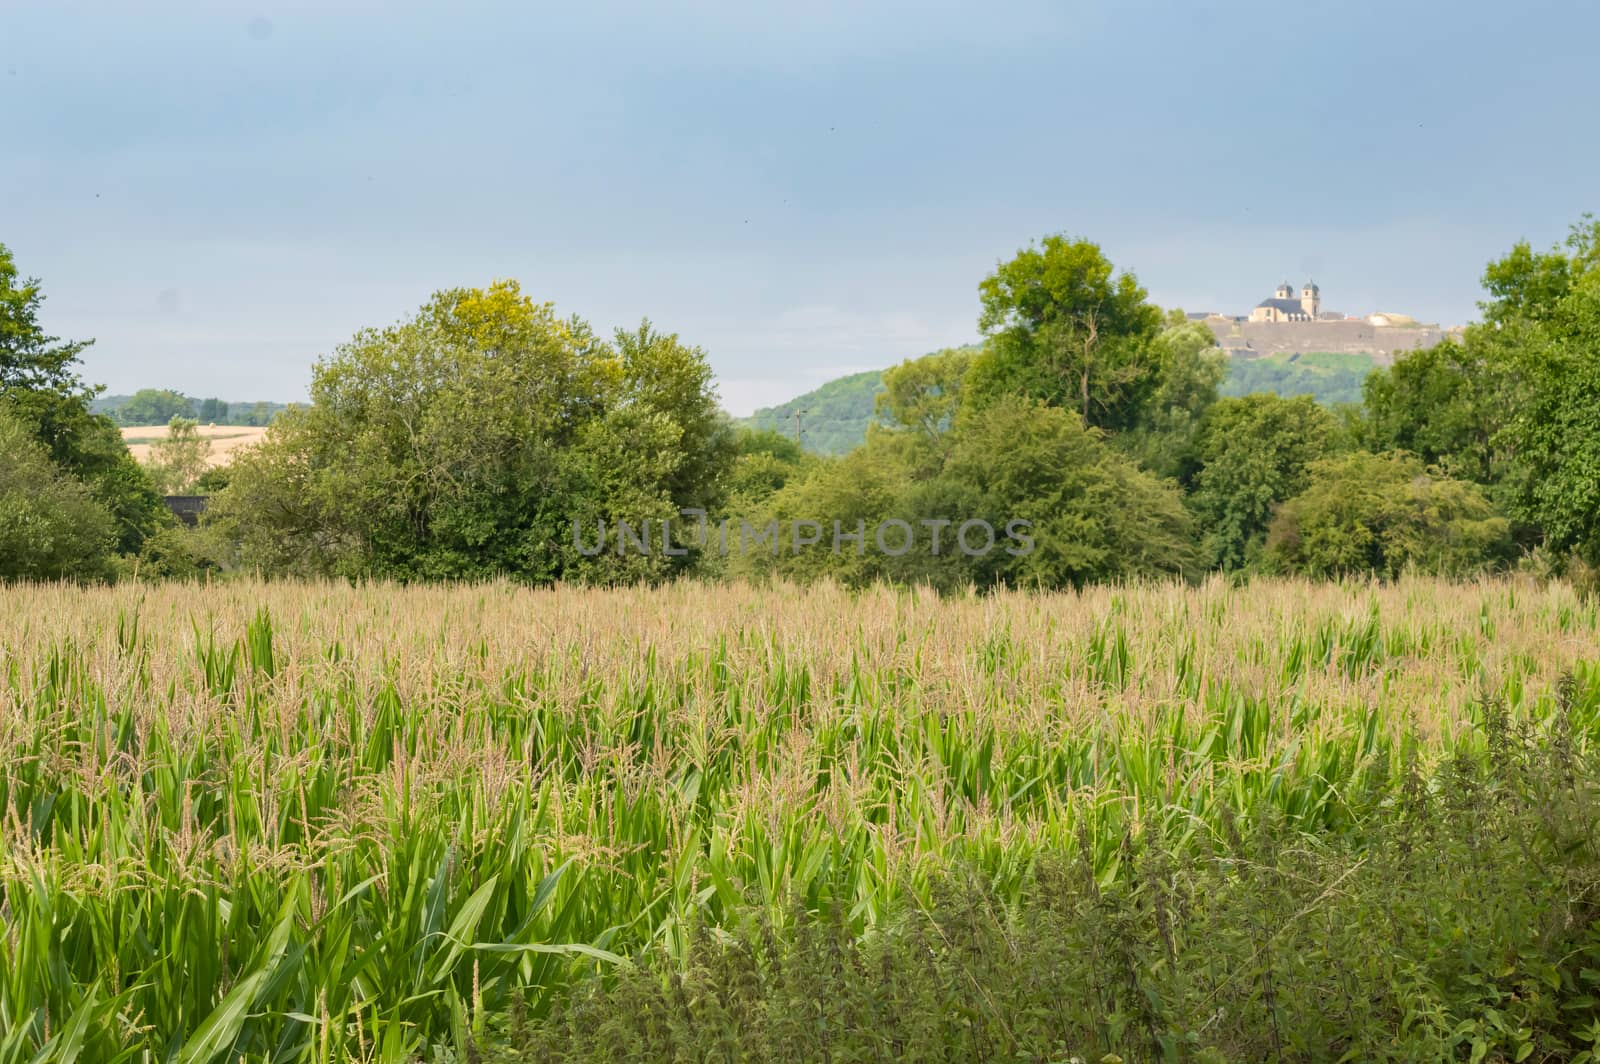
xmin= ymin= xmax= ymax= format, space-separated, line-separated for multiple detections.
xmin=1203 ymin=278 xmax=1459 ymax=363
xmin=1249 ymin=280 xmax=1322 ymax=323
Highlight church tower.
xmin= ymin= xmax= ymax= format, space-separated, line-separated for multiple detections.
xmin=1300 ymin=281 xmax=1320 ymax=318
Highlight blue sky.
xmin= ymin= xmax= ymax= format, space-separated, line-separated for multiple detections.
xmin=5 ymin=0 xmax=1597 ymax=415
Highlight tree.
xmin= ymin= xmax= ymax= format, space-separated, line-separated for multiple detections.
xmin=1187 ymin=394 xmax=1337 ymax=571
xmin=1 ymin=243 xmax=90 ymax=395
xmin=1482 ymin=216 xmax=1600 ymax=565
xmin=133 ymin=523 xmax=225 ymax=580
xmin=147 ymin=416 xmax=212 ymax=494
xmin=876 ymin=347 xmax=973 ymax=449
xmin=726 ymin=428 xmax=809 ymax=501
xmin=0 ymin=411 xmax=116 ymax=581
xmin=1118 ymin=319 xmax=1227 ymax=479
xmin=197 ymin=397 xmax=229 ymax=423
xmin=937 ymin=397 xmax=1194 ymax=588
xmin=0 ymin=241 xmax=164 ymax=555
xmin=967 ymin=235 xmax=1164 ymax=431
xmin=1264 ymin=452 xmax=1512 ymax=578
xmin=210 ymin=281 xmax=733 ymax=583
xmin=611 ymin=320 xmax=736 ymax=517
xmin=747 ymin=397 xmax=1194 ymax=591
xmin=1479 ymin=228 xmax=1587 ymax=327
xmin=738 ymin=439 xmax=912 ymax=588
xmin=117 ymin=388 xmax=195 ymax=426
xmin=1362 ymin=339 xmax=1512 ymax=487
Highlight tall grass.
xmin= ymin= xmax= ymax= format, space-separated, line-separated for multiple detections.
xmin=0 ymin=577 xmax=1596 ymax=1060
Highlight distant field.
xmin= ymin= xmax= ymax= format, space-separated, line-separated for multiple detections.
xmin=121 ymin=423 xmax=268 ymax=467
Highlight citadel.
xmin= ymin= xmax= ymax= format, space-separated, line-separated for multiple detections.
xmin=1193 ymin=281 xmax=1462 ymax=362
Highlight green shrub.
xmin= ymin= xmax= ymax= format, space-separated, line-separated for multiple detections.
xmin=134 ymin=523 xmax=226 ymax=580
xmin=1266 ymin=451 xmax=1514 ymax=578
xmin=0 ymin=411 xmax=116 ymax=580
xmin=472 ymin=700 xmax=1600 ymax=1063
xmin=1187 ymin=393 xmax=1337 ymax=571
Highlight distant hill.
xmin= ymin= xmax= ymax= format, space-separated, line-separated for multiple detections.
xmin=742 ymin=370 xmax=888 ymax=455
xmin=741 ymin=345 xmax=988 ymax=455
xmin=1219 ymin=351 xmax=1378 ymax=407
xmin=741 ymin=347 xmax=1380 ymax=456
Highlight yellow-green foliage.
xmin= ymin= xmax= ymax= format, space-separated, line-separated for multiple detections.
xmin=0 ymin=577 xmax=1597 ymax=1059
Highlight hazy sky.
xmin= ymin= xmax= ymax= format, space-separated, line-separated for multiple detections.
xmin=5 ymin=1 xmax=1597 ymax=415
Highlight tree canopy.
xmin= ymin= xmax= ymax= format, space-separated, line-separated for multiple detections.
xmin=210 ymin=281 xmax=733 ymax=583
xmin=0 ymin=244 xmax=91 ymax=397
xmin=741 ymin=394 xmax=1195 ymax=592
xmin=1264 ymin=452 xmax=1512 ymax=579
xmin=1186 ymin=394 xmax=1338 ymax=571
xmin=1 ymin=241 xmax=165 ymax=559
xmin=1488 ymin=218 xmax=1600 ymax=565
xmin=1358 ymin=215 xmax=1600 ymax=567
xmin=146 ymin=416 xmax=212 ymax=495
xmin=10 ymin=218 xmax=1600 ymax=591
xmin=967 ymin=235 xmax=1165 ymax=431
xmin=115 ymin=389 xmax=197 ymax=426
xmin=0 ymin=411 xmax=117 ymax=581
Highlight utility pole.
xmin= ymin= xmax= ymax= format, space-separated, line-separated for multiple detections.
xmin=792 ymin=408 xmax=806 ymax=446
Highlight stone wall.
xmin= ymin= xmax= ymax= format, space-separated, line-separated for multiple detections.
xmin=1204 ymin=319 xmax=1460 ymax=364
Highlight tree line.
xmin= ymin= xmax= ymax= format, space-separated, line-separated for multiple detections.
xmin=92 ymin=389 xmax=287 ymax=426
xmin=3 ymin=219 xmax=1598 ymax=588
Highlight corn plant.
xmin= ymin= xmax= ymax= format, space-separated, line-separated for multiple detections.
xmin=0 ymin=576 xmax=1595 ymax=1059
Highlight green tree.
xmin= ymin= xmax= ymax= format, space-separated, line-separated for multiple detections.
xmin=0 ymin=243 xmax=90 ymax=395
xmin=1480 ymin=226 xmax=1589 ymax=327
xmin=1362 ymin=339 xmax=1510 ymax=487
xmin=937 ymin=397 xmax=1194 ymax=588
xmin=747 ymin=397 xmax=1194 ymax=591
xmin=967 ymin=235 xmax=1163 ymax=431
xmin=1118 ymin=319 xmax=1227 ymax=479
xmin=1483 ymin=217 xmax=1600 ymax=565
xmin=726 ymin=428 xmax=809 ymax=502
xmin=0 ymin=241 xmax=164 ymax=555
xmin=612 ymin=320 xmax=736 ymax=517
xmin=1264 ymin=451 xmax=1512 ymax=578
xmin=210 ymin=281 xmax=732 ymax=582
xmin=876 ymin=347 xmax=974 ymax=450
xmin=0 ymin=412 xmax=117 ymax=581
xmin=1187 ymin=394 xmax=1337 ymax=571
xmin=117 ymin=388 xmax=195 ymax=426
xmin=197 ymin=397 xmax=229 ymax=423
xmin=738 ymin=440 xmax=912 ymax=588
xmin=134 ymin=524 xmax=226 ymax=580
xmin=147 ymin=416 xmax=212 ymax=494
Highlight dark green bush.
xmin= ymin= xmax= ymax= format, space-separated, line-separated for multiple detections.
xmin=133 ymin=523 xmax=227 ymax=580
xmin=469 ymin=695 xmax=1600 ymax=1063
xmin=0 ymin=410 xmax=118 ymax=580
xmin=1265 ymin=451 xmax=1514 ymax=578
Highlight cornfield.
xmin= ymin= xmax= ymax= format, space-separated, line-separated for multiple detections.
xmin=1 ymin=576 xmax=1597 ymax=1060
